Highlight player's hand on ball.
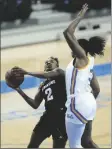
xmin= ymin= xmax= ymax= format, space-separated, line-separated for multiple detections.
xmin=11 ymin=66 xmax=27 ymax=76
xmin=5 ymin=69 xmax=24 ymax=89
xmin=77 ymin=3 xmax=88 ymax=19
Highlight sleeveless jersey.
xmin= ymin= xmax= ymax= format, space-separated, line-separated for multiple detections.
xmin=39 ymin=75 xmax=67 ymax=112
xmin=65 ymin=56 xmax=96 ymax=124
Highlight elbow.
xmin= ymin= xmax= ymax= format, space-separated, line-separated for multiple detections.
xmin=63 ymin=28 xmax=70 ymax=37
xmin=96 ymin=87 xmax=100 ymax=96
xmin=33 ymin=102 xmax=39 ymax=109
xmin=31 ymin=104 xmax=37 ymax=109
xmin=97 ymin=87 xmax=100 ymax=95
xmin=34 ymin=103 xmax=40 ymax=109
xmin=63 ymin=29 xmax=74 ymax=41
xmin=63 ymin=26 xmax=74 ymax=36
xmin=63 ymin=30 xmax=70 ymax=42
xmin=94 ymin=88 xmax=100 ymax=99
xmin=63 ymin=29 xmax=68 ymax=38
xmin=33 ymin=103 xmax=40 ymax=109
xmin=33 ymin=105 xmax=37 ymax=109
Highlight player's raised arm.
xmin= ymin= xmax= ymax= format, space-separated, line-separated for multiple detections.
xmin=15 ymin=86 xmax=43 ymax=109
xmin=63 ymin=4 xmax=88 ymax=58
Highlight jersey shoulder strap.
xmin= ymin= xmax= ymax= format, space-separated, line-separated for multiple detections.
xmin=67 ymin=59 xmax=74 ymax=69
xmin=89 ymin=56 xmax=94 ymax=70
xmin=38 ymin=81 xmax=45 ymax=90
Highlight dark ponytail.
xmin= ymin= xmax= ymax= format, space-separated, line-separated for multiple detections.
xmin=78 ymin=36 xmax=106 ymax=57
xmin=78 ymin=39 xmax=89 ymax=55
xmin=88 ymin=36 xmax=106 ymax=57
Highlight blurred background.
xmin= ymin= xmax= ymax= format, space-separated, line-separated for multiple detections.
xmin=1 ymin=0 xmax=111 ymax=148
xmin=1 ymin=0 xmax=111 ymax=48
xmin=1 ymin=0 xmax=111 ymax=82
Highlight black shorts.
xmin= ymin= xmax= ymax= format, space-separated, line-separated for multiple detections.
xmin=33 ymin=110 xmax=67 ymax=140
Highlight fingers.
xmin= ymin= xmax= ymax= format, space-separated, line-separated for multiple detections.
xmin=11 ymin=66 xmax=20 ymax=73
xmin=82 ymin=3 xmax=88 ymax=9
xmin=11 ymin=67 xmax=24 ymax=76
xmin=13 ymin=66 xmax=20 ymax=69
xmin=12 ymin=66 xmax=20 ymax=71
xmin=77 ymin=3 xmax=88 ymax=18
xmin=82 ymin=3 xmax=88 ymax=11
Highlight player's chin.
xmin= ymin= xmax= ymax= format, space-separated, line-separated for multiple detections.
xmin=45 ymin=67 xmax=53 ymax=72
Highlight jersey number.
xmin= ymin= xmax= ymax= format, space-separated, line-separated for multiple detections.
xmin=45 ymin=88 xmax=53 ymax=101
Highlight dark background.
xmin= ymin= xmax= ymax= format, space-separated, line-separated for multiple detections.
xmin=0 ymin=0 xmax=111 ymax=23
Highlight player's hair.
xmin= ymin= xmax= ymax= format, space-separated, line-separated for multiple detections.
xmin=78 ymin=36 xmax=106 ymax=57
xmin=50 ymin=56 xmax=59 ymax=67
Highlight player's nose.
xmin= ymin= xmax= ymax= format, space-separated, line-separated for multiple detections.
xmin=47 ymin=61 xmax=51 ymax=65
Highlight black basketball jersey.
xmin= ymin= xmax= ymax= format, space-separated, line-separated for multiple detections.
xmin=39 ymin=75 xmax=67 ymax=112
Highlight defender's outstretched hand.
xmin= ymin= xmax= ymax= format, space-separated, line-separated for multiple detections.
xmin=77 ymin=3 xmax=88 ymax=19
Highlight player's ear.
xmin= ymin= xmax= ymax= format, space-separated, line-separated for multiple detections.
xmin=57 ymin=63 xmax=59 ymax=67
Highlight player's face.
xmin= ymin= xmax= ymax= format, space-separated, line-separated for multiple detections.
xmin=44 ymin=58 xmax=58 ymax=72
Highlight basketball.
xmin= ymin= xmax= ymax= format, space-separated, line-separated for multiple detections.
xmin=5 ymin=69 xmax=24 ymax=88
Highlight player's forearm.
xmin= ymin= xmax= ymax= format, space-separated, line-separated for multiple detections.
xmin=27 ymin=70 xmax=60 ymax=78
xmin=63 ymin=17 xmax=83 ymax=56
xmin=27 ymin=71 xmax=46 ymax=78
xmin=27 ymin=71 xmax=55 ymax=78
xmin=64 ymin=16 xmax=82 ymax=34
xmin=16 ymin=88 xmax=37 ymax=109
xmin=64 ymin=3 xmax=88 ymax=34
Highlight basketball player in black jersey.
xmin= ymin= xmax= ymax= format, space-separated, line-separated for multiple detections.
xmin=11 ymin=55 xmax=100 ymax=148
xmin=8 ymin=57 xmax=67 ymax=148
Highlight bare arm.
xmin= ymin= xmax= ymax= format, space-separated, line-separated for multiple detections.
xmin=90 ymin=72 xmax=100 ymax=99
xmin=27 ymin=68 xmax=65 ymax=78
xmin=63 ymin=30 xmax=86 ymax=58
xmin=63 ymin=4 xmax=88 ymax=58
xmin=15 ymin=87 xmax=43 ymax=109
xmin=12 ymin=67 xmax=65 ymax=79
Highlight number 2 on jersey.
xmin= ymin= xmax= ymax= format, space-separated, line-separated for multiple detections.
xmin=45 ymin=88 xmax=53 ymax=101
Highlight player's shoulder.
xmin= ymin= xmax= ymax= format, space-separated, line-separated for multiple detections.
xmin=55 ymin=68 xmax=65 ymax=73
xmin=87 ymin=56 xmax=94 ymax=71
xmin=67 ymin=59 xmax=74 ymax=68
xmin=89 ymin=56 xmax=94 ymax=65
xmin=89 ymin=56 xmax=94 ymax=62
xmin=54 ymin=69 xmax=65 ymax=83
xmin=54 ymin=68 xmax=65 ymax=77
xmin=38 ymin=81 xmax=46 ymax=89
